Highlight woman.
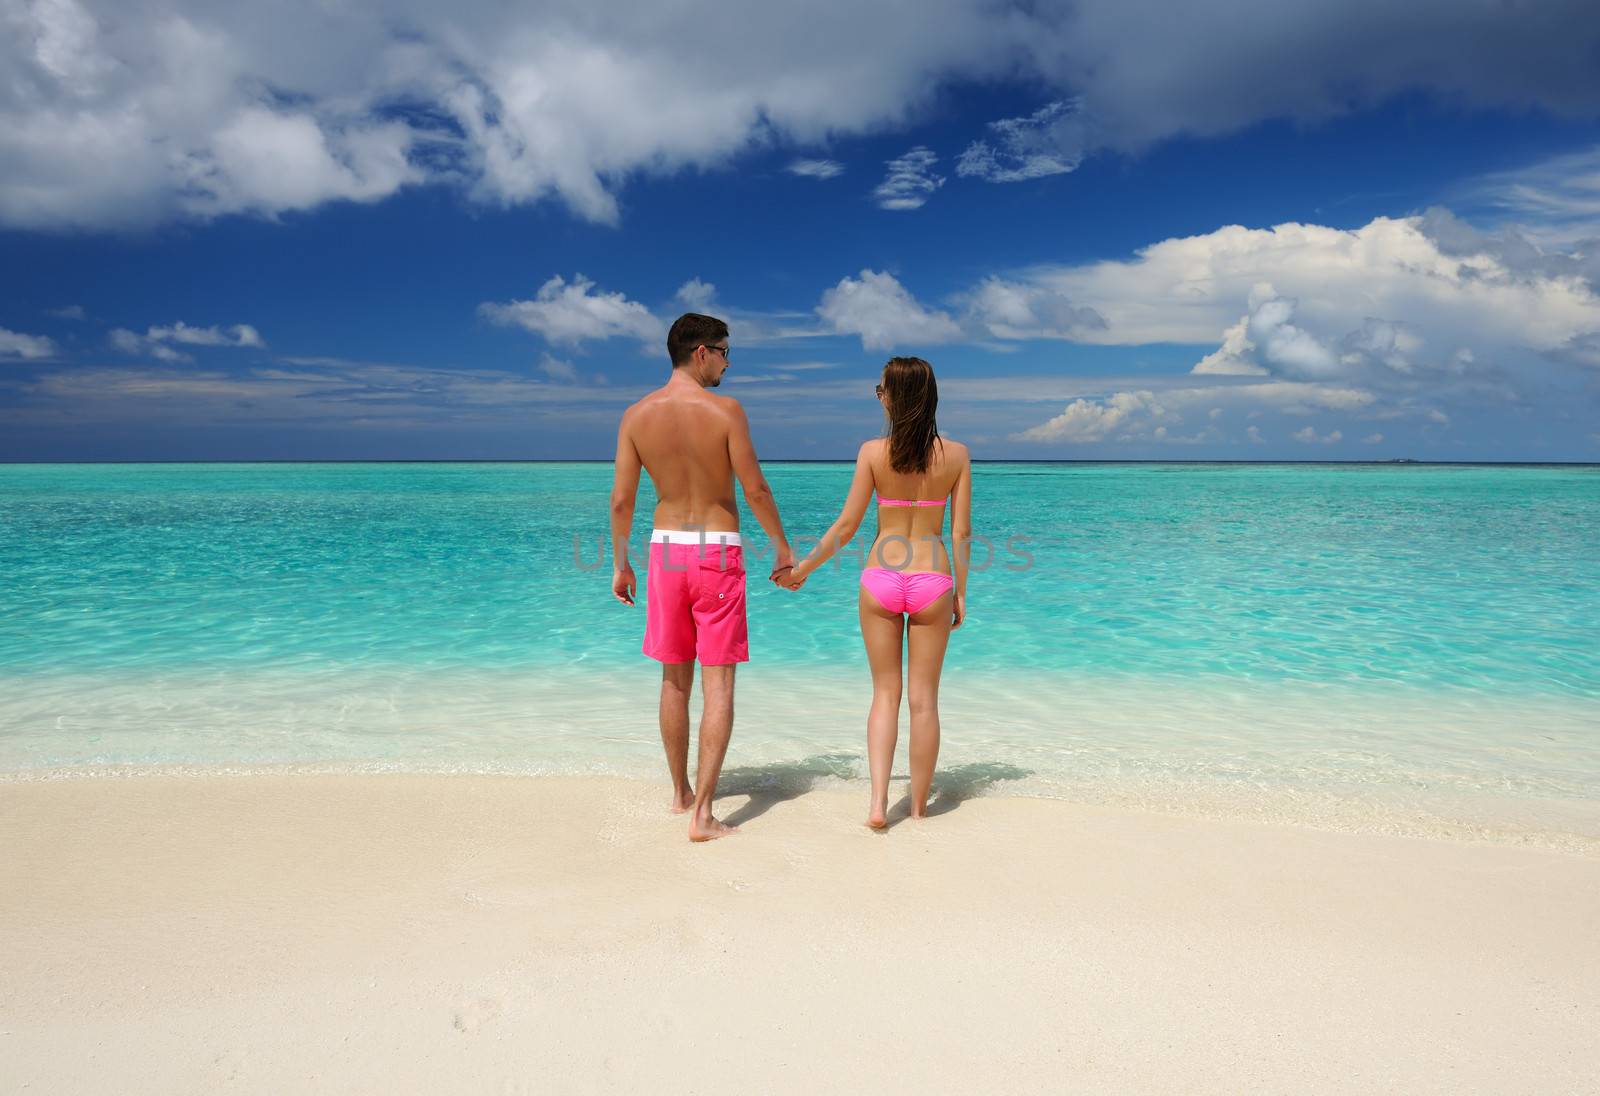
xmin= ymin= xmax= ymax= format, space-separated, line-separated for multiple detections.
xmin=784 ymin=356 xmax=971 ymax=829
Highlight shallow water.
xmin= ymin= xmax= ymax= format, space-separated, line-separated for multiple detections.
xmin=2 ymin=462 xmax=1597 ymax=848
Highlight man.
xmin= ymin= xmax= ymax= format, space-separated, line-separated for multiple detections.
xmin=610 ymin=313 xmax=795 ymax=842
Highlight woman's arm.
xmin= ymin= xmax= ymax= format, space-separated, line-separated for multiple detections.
xmin=788 ymin=442 xmax=875 ymax=586
xmin=950 ymin=449 xmax=972 ymax=627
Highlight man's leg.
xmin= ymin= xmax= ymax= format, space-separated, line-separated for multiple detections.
xmin=688 ymin=663 xmax=738 ymax=841
xmin=660 ymin=661 xmax=695 ymax=813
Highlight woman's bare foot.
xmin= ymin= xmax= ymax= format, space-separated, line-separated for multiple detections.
xmin=689 ymin=814 xmax=740 ymax=842
xmin=670 ymin=789 xmax=694 ymax=814
xmin=866 ymin=805 xmax=888 ymax=830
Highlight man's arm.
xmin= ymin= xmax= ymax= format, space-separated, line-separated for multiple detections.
xmin=726 ymin=399 xmax=793 ymax=574
xmin=610 ymin=412 xmax=642 ymax=605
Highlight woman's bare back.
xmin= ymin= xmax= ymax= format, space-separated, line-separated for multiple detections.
xmin=865 ymin=436 xmax=968 ymax=574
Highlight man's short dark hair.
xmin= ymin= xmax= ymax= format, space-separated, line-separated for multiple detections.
xmin=667 ymin=313 xmax=729 ymax=367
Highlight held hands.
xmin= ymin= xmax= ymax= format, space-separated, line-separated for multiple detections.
xmin=770 ymin=560 xmax=808 ymax=590
xmin=769 ymin=545 xmax=801 ymax=590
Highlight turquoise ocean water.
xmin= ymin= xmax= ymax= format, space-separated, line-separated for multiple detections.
xmin=2 ymin=462 xmax=1597 ymax=849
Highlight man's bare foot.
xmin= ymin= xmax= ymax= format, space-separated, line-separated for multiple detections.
xmin=689 ymin=814 xmax=740 ymax=842
xmin=866 ymin=806 xmax=888 ymax=830
xmin=670 ymin=790 xmax=694 ymax=814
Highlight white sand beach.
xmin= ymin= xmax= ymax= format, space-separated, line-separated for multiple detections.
xmin=3 ymin=772 xmax=1597 ymax=1094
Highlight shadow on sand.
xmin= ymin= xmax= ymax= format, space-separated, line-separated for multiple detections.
xmin=884 ymin=761 xmax=1033 ymax=830
xmin=714 ymin=753 xmax=859 ymax=828
xmin=712 ymin=755 xmax=1034 ymax=830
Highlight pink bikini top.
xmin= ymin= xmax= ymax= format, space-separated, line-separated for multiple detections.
xmin=877 ymin=494 xmax=945 ymax=508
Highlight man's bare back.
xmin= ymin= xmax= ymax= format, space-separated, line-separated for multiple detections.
xmin=621 ymin=383 xmax=745 ymax=533
xmin=612 ymin=371 xmax=792 ymax=574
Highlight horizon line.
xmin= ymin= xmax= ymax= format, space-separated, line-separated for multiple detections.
xmin=3 ymin=458 xmax=1598 ymax=467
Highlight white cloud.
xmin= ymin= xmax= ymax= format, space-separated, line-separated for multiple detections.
xmin=656 ymin=287 xmax=823 ymax=347
xmin=1244 ymin=297 xmax=1339 ymax=377
xmin=1341 ymin=318 xmax=1423 ymax=374
xmin=987 ymin=213 xmax=1600 ymax=427
xmin=957 ymin=99 xmax=1089 ymax=183
xmin=873 ymin=147 xmax=943 ymax=211
xmin=726 ymin=372 xmax=809 ymax=385
xmin=1457 ymin=144 xmax=1600 ymax=234
xmin=0 ymin=326 xmax=59 ymax=359
xmin=1 ymin=2 xmax=424 ymax=228
xmin=14 ymin=359 xmax=644 ymax=431
xmin=726 ymin=360 xmax=840 ymax=377
xmin=6 ymin=2 xmax=1600 ymax=231
xmin=153 ymin=321 xmax=265 ymax=347
xmin=1016 ymin=381 xmax=1376 ymax=443
xmin=46 ymin=304 xmax=86 ymax=320
xmin=182 ymin=107 xmax=422 ymax=220
xmin=538 ymin=353 xmax=579 ymax=382
xmin=1022 ymin=216 xmax=1600 ymax=354
xmin=109 ymin=321 xmax=264 ymax=363
xmin=1362 ymin=432 xmax=1384 ymax=444
xmin=111 ymin=328 xmax=178 ymax=362
xmin=1193 ymin=288 xmax=1340 ymax=379
xmin=1193 ymin=314 xmax=1268 ymax=376
xmin=0 ymin=1 xmax=1016 ymax=230
xmin=816 ymin=269 xmax=961 ymax=350
xmin=961 ymin=276 xmax=1105 ymax=339
xmin=1292 ymin=426 xmax=1343 ymax=444
xmin=787 ymin=159 xmax=844 ymax=179
xmin=674 ymin=278 xmax=718 ymax=313
xmin=1016 ymin=390 xmax=1165 ymax=442
xmin=479 ymin=274 xmax=661 ymax=347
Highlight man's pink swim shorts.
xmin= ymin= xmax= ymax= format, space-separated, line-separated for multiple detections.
xmin=642 ymin=529 xmax=749 ymax=666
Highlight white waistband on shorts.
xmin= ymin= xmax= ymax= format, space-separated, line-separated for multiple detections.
xmin=651 ymin=528 xmax=742 ymax=547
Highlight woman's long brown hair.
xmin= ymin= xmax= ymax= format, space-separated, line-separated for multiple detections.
xmin=881 ymin=356 xmax=940 ymax=474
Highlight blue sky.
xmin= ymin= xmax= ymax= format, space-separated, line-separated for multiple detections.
xmin=3 ymin=1 xmax=1600 ymax=460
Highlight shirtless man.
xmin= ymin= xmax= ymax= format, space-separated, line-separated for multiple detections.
xmin=609 ymin=313 xmax=795 ymax=842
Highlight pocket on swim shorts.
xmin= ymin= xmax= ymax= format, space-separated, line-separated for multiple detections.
xmin=700 ymin=549 xmax=745 ymax=601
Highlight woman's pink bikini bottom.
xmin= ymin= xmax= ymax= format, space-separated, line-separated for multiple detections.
xmin=859 ymin=568 xmax=954 ymax=614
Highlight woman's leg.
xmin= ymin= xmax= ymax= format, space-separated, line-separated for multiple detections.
xmin=905 ymin=590 xmax=954 ymax=817
xmin=859 ymin=586 xmax=905 ymax=828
